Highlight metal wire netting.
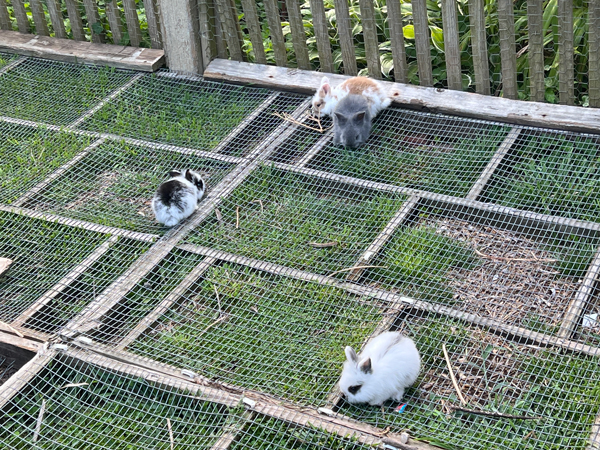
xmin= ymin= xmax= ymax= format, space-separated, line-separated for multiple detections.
xmin=1 ymin=55 xmax=600 ymax=450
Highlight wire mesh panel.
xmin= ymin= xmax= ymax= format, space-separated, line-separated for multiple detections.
xmin=0 ymin=52 xmax=19 ymax=70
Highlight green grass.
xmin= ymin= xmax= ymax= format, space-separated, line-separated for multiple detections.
xmin=33 ymin=140 xmax=234 ymax=234
xmin=340 ymin=316 xmax=600 ymax=450
xmin=308 ymin=112 xmax=509 ymax=197
xmin=0 ymin=211 xmax=110 ymax=322
xmin=0 ymin=124 xmax=92 ymax=204
xmin=130 ymin=264 xmax=382 ymax=404
xmin=80 ymin=74 xmax=274 ymax=152
xmin=0 ymin=52 xmax=18 ymax=70
xmin=0 ymin=59 xmax=133 ymax=125
xmin=481 ymin=132 xmax=600 ymax=222
xmin=184 ymin=165 xmax=407 ymax=276
xmin=0 ymin=358 xmax=229 ymax=449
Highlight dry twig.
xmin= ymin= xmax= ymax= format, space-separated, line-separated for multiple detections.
xmin=272 ymin=111 xmax=331 ymax=133
xmin=197 ymin=315 xmax=229 ymax=339
xmin=33 ymin=399 xmax=46 ymax=443
xmin=473 ymin=248 xmax=556 ymax=263
xmin=213 ymin=285 xmax=222 ymax=317
xmin=450 ymin=405 xmax=542 ymax=420
xmin=252 ymin=199 xmax=264 ymax=213
xmin=0 ymin=320 xmax=24 ymax=338
xmin=308 ymin=241 xmax=338 ymax=248
xmin=328 ymin=265 xmax=388 ymax=277
xmin=442 ymin=344 xmax=467 ymax=406
xmin=235 ymin=206 xmax=240 ymax=229
xmin=167 ymin=418 xmax=174 ymax=450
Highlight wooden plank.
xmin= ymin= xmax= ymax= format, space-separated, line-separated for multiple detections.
xmin=214 ymin=0 xmax=243 ymax=62
xmin=83 ymin=0 xmax=105 ymax=44
xmin=239 ymin=0 xmax=266 ymax=64
xmin=346 ymin=195 xmax=420 ymax=282
xmin=64 ymin=0 xmax=85 ymax=41
xmin=412 ymin=0 xmax=433 ymax=86
xmin=105 ymin=0 xmax=124 ymax=45
xmin=588 ymin=412 xmax=600 ymax=450
xmin=0 ymin=257 xmax=12 ymax=276
xmin=117 ymin=257 xmax=218 ymax=350
xmin=468 ymin=0 xmax=490 ymax=95
xmin=558 ymin=245 xmax=600 ymax=339
xmin=441 ymin=0 xmax=461 ymax=90
xmin=198 ymin=0 xmax=217 ymax=68
xmin=46 ymin=0 xmax=66 ymax=39
xmin=358 ymin=0 xmax=381 ymax=79
xmin=159 ymin=0 xmax=202 ymax=73
xmin=263 ymin=0 xmax=287 ymax=67
xmin=589 ymin=0 xmax=600 ymax=108
xmin=122 ymin=0 xmax=142 ymax=47
xmin=497 ymin=0 xmax=518 ymax=99
xmin=558 ymin=0 xmax=574 ymax=105
xmin=11 ymin=236 xmax=119 ymax=328
xmin=11 ymin=0 xmax=30 ymax=34
xmin=385 ymin=0 xmax=407 ymax=82
xmin=0 ymin=331 xmax=41 ymax=354
xmin=228 ymin=0 xmax=246 ymax=59
xmin=0 ymin=31 xmax=165 ymax=72
xmin=286 ymin=0 xmax=310 ymax=70
xmin=0 ymin=55 xmax=26 ymax=76
xmin=29 ymin=0 xmax=49 ymax=36
xmin=333 ymin=0 xmax=357 ymax=76
xmin=466 ymin=127 xmax=522 ymax=200
xmin=308 ymin=0 xmax=334 ymax=73
xmin=203 ymin=59 xmax=600 ymax=133
xmin=143 ymin=0 xmax=162 ymax=49
xmin=210 ymin=411 xmax=254 ymax=450
xmin=527 ymin=0 xmax=545 ymax=103
xmin=295 ymin=131 xmax=333 ymax=168
xmin=0 ymin=0 xmax=10 ymax=31
xmin=214 ymin=2 xmax=228 ymax=59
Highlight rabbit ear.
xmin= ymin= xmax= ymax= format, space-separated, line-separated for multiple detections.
xmin=345 ymin=346 xmax=358 ymax=363
xmin=168 ymin=170 xmax=181 ymax=178
xmin=184 ymin=170 xmax=195 ymax=182
xmin=320 ymin=77 xmax=331 ymax=96
xmin=359 ymin=358 xmax=372 ymax=374
xmin=353 ymin=111 xmax=366 ymax=123
xmin=334 ymin=112 xmax=347 ymax=124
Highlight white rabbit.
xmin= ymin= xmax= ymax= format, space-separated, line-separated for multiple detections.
xmin=311 ymin=76 xmax=393 ymax=118
xmin=339 ymin=331 xmax=421 ymax=405
xmin=151 ymin=169 xmax=206 ymax=227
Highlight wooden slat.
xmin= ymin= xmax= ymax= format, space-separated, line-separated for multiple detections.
xmin=122 ymin=0 xmax=142 ymax=47
xmin=0 ymin=0 xmax=10 ymax=31
xmin=64 ymin=0 xmax=85 ymax=41
xmin=527 ymin=0 xmax=545 ymax=103
xmin=468 ymin=0 xmax=490 ymax=95
xmin=143 ymin=0 xmax=162 ymax=49
xmin=589 ymin=0 xmax=600 ymax=108
xmin=309 ymin=0 xmax=334 ymax=73
xmin=558 ymin=0 xmax=574 ymax=105
xmin=358 ymin=0 xmax=381 ymax=79
xmin=0 ymin=257 xmax=11 ymax=276
xmin=204 ymin=59 xmax=600 ymax=133
xmin=117 ymin=257 xmax=218 ymax=350
xmin=106 ymin=0 xmax=124 ymax=45
xmin=0 ymin=330 xmax=41 ymax=354
xmin=239 ymin=0 xmax=266 ymax=64
xmin=441 ymin=0 xmax=461 ymax=90
xmin=0 ymin=55 xmax=26 ymax=76
xmin=159 ymin=0 xmax=202 ymax=73
xmin=214 ymin=0 xmax=243 ymax=61
xmin=589 ymin=414 xmax=600 ymax=450
xmin=29 ymin=0 xmax=49 ymax=36
xmin=286 ymin=0 xmax=310 ymax=70
xmin=497 ymin=0 xmax=518 ymax=99
xmin=210 ymin=411 xmax=254 ymax=450
xmin=295 ymin=131 xmax=333 ymax=168
xmin=198 ymin=0 xmax=217 ymax=68
xmin=46 ymin=0 xmax=66 ymax=39
xmin=214 ymin=2 xmax=228 ymax=59
xmin=11 ymin=0 xmax=30 ymax=34
xmin=333 ymin=0 xmax=357 ymax=76
xmin=83 ymin=0 xmax=105 ymax=44
xmin=0 ymin=31 xmax=165 ymax=72
xmin=385 ymin=0 xmax=407 ymax=83
xmin=412 ymin=0 xmax=433 ymax=86
xmin=466 ymin=127 xmax=522 ymax=200
xmin=12 ymin=236 xmax=120 ymax=328
xmin=263 ymin=0 xmax=287 ymax=67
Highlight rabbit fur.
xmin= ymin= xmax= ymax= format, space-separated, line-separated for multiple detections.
xmin=311 ymin=76 xmax=392 ymax=118
xmin=152 ymin=169 xmax=206 ymax=227
xmin=339 ymin=331 xmax=421 ymax=405
xmin=332 ymin=94 xmax=372 ymax=149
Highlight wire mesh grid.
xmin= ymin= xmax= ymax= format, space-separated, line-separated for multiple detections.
xmin=1 ymin=55 xmax=600 ymax=450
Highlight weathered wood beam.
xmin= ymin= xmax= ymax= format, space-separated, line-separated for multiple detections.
xmin=158 ymin=0 xmax=202 ymax=73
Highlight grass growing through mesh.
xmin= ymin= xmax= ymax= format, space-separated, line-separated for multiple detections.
xmin=0 ymin=52 xmax=18 ymax=70
xmin=0 ymin=358 xmax=229 ymax=449
xmin=80 ymin=74 xmax=272 ymax=150
xmin=33 ymin=140 xmax=234 ymax=234
xmin=0 ymin=211 xmax=109 ymax=322
xmin=0 ymin=59 xmax=133 ymax=125
xmin=185 ymin=165 xmax=407 ymax=275
xmin=340 ymin=315 xmax=600 ymax=450
xmin=481 ymin=132 xmax=600 ymax=222
xmin=130 ymin=264 xmax=382 ymax=404
xmin=0 ymin=124 xmax=92 ymax=204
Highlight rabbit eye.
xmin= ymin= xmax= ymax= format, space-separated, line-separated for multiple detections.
xmin=348 ymin=385 xmax=362 ymax=395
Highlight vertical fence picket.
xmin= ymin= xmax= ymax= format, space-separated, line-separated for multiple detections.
xmin=65 ymin=0 xmax=85 ymax=41
xmin=46 ymin=0 xmax=66 ymax=39
xmin=441 ymin=0 xmax=461 ymax=90
xmin=12 ymin=0 xmax=30 ymax=33
xmin=214 ymin=0 xmax=243 ymax=61
xmin=386 ymin=0 xmax=407 ymax=83
xmin=240 ymin=0 xmax=267 ymax=64
xmin=198 ymin=0 xmax=217 ymax=67
xmin=106 ymin=0 xmax=124 ymax=45
xmin=143 ymin=0 xmax=162 ymax=48
xmin=527 ymin=0 xmax=545 ymax=102
xmin=213 ymin=4 xmax=228 ymax=59
xmin=83 ymin=0 xmax=105 ymax=43
xmin=286 ymin=0 xmax=311 ymax=70
xmin=469 ymin=0 xmax=490 ymax=94
xmin=309 ymin=0 xmax=334 ymax=73
xmin=263 ymin=0 xmax=287 ymax=67
xmin=558 ymin=0 xmax=575 ymax=105
xmin=412 ymin=0 xmax=433 ymax=86
xmin=0 ymin=0 xmax=11 ymax=31
xmin=590 ymin=0 xmax=600 ymax=107
xmin=29 ymin=0 xmax=49 ymax=36
xmin=123 ymin=0 xmax=142 ymax=47
xmin=358 ymin=0 xmax=381 ymax=79
xmin=497 ymin=0 xmax=518 ymax=99
xmin=229 ymin=0 xmax=246 ymax=58
xmin=333 ymin=0 xmax=357 ymax=76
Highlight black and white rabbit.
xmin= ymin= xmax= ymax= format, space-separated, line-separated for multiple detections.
xmin=339 ymin=331 xmax=421 ymax=405
xmin=333 ymin=94 xmax=373 ymax=149
xmin=151 ymin=169 xmax=206 ymax=227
